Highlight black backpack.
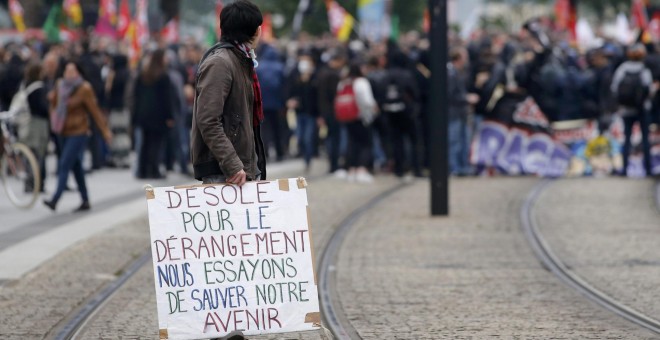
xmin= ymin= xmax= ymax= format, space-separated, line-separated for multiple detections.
xmin=617 ymin=70 xmax=647 ymax=107
xmin=381 ymin=74 xmax=407 ymax=114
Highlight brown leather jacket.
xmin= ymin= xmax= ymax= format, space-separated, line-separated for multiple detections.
xmin=50 ymin=81 xmax=111 ymax=141
xmin=191 ymin=44 xmax=266 ymax=181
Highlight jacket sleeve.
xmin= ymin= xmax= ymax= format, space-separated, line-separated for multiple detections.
xmin=195 ymin=56 xmax=244 ymax=177
xmin=610 ymin=66 xmax=625 ymax=95
xmin=82 ymin=84 xmax=112 ymax=141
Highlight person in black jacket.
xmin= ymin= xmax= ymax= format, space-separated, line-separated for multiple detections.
xmin=287 ymin=53 xmax=319 ymax=172
xmin=383 ymin=52 xmax=421 ymax=178
xmin=316 ymin=49 xmax=346 ymax=174
xmin=106 ymin=54 xmax=131 ymax=168
xmin=133 ymin=49 xmax=174 ymax=179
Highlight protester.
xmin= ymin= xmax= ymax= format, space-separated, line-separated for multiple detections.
xmin=611 ymin=43 xmax=654 ymax=176
xmin=338 ymin=61 xmax=378 ymax=183
xmin=0 ymin=47 xmax=25 ymax=111
xmin=317 ymin=49 xmax=347 ymax=175
xmin=191 ymin=0 xmax=266 ymax=189
xmin=20 ymin=62 xmax=49 ymax=192
xmin=384 ymin=52 xmax=422 ymax=179
xmin=133 ymin=49 xmax=175 ymax=179
xmin=365 ymin=54 xmax=391 ymax=172
xmin=257 ymin=43 xmax=287 ymax=161
xmin=164 ymin=49 xmax=190 ymax=175
xmin=448 ymin=47 xmax=479 ymax=176
xmin=43 ymin=62 xmax=112 ymax=212
xmin=287 ymin=52 xmax=319 ymax=172
xmin=105 ymin=54 xmax=131 ymax=168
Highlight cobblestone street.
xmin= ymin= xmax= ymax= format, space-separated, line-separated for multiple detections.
xmin=0 ymin=169 xmax=658 ymax=339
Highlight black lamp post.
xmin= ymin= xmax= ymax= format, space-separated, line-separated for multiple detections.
xmin=428 ymin=0 xmax=449 ymax=216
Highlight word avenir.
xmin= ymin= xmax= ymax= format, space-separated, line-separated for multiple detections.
xmin=166 ymin=182 xmax=274 ymax=210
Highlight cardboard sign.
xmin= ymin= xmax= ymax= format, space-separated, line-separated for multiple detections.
xmin=145 ymin=178 xmax=321 ymax=340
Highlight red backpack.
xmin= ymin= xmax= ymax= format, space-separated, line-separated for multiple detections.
xmin=334 ymin=79 xmax=359 ymax=123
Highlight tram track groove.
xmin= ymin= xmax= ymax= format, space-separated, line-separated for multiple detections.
xmin=318 ymin=183 xmax=407 ymax=340
xmin=53 ymin=174 xmax=401 ymax=340
xmin=521 ymin=179 xmax=660 ymax=335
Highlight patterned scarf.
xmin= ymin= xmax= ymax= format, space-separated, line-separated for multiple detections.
xmin=236 ymin=42 xmax=264 ymax=127
xmin=52 ymin=77 xmax=83 ymax=134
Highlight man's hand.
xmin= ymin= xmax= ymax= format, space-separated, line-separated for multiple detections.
xmin=227 ymin=169 xmax=247 ymax=186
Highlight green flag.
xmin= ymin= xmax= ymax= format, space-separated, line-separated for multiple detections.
xmin=390 ymin=15 xmax=400 ymax=42
xmin=43 ymin=4 xmax=63 ymax=43
xmin=205 ymin=22 xmax=217 ymax=47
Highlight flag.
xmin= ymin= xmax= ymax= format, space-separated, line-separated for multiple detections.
xmin=95 ymin=0 xmax=118 ymax=37
xmin=358 ymin=0 xmax=389 ymax=41
xmin=555 ymin=0 xmax=577 ymax=42
xmin=117 ymin=0 xmax=130 ymax=39
xmin=160 ymin=18 xmax=179 ymax=44
xmin=325 ymin=0 xmax=354 ymax=42
xmin=206 ymin=21 xmax=217 ymax=46
xmin=632 ymin=0 xmax=650 ymax=29
xmin=100 ymin=0 xmax=117 ymax=24
xmin=206 ymin=0 xmax=223 ymax=46
xmin=63 ymin=0 xmax=83 ymax=26
xmin=127 ymin=21 xmax=140 ymax=67
xmin=8 ymin=0 xmax=26 ymax=32
xmin=423 ymin=8 xmax=430 ymax=33
xmin=43 ymin=4 xmax=63 ymax=42
xmin=390 ymin=14 xmax=399 ymax=42
xmin=136 ymin=0 xmax=149 ymax=46
xmin=262 ymin=13 xmax=274 ymax=43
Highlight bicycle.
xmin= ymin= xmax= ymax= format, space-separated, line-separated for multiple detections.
xmin=0 ymin=110 xmax=41 ymax=209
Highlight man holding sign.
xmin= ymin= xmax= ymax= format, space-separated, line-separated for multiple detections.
xmin=192 ymin=0 xmax=267 ymax=186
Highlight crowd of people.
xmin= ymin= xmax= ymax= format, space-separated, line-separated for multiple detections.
xmin=0 ymin=16 xmax=659 ymax=211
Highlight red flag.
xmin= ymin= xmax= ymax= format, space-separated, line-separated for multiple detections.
xmin=423 ymin=8 xmax=430 ymax=33
xmin=262 ymin=13 xmax=274 ymax=43
xmin=325 ymin=0 xmax=355 ymax=42
xmin=555 ymin=0 xmax=577 ymax=42
xmin=215 ymin=0 xmax=224 ymax=40
xmin=117 ymin=0 xmax=130 ymax=39
xmin=136 ymin=0 xmax=149 ymax=45
xmin=160 ymin=18 xmax=179 ymax=44
xmin=632 ymin=0 xmax=650 ymax=29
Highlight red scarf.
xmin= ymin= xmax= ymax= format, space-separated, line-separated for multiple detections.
xmin=235 ymin=42 xmax=264 ymax=127
xmin=251 ymin=71 xmax=264 ymax=127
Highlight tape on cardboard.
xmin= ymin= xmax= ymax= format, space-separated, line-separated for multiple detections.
xmin=278 ymin=178 xmax=290 ymax=191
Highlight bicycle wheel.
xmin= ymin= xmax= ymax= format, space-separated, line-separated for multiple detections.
xmin=1 ymin=142 xmax=41 ymax=209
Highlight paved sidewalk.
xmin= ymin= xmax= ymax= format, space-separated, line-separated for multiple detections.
xmin=536 ymin=178 xmax=660 ymax=321
xmin=336 ymin=178 xmax=655 ymax=339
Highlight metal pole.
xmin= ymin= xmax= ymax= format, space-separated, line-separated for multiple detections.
xmin=429 ymin=0 xmax=449 ymax=216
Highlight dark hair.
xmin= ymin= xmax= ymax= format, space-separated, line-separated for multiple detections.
xmin=65 ymin=61 xmax=87 ymax=80
xmin=24 ymin=62 xmax=43 ymax=84
xmin=388 ymin=52 xmax=410 ymax=69
xmin=141 ymin=49 xmax=166 ymax=85
xmin=348 ymin=61 xmax=364 ymax=78
xmin=220 ymin=0 xmax=263 ymax=44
